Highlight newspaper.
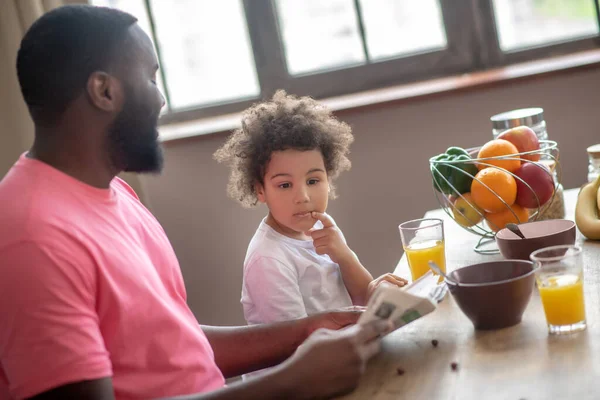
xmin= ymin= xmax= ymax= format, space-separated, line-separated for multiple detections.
xmin=358 ymin=271 xmax=446 ymax=332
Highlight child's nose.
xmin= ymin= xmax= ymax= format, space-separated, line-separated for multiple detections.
xmin=294 ymin=186 xmax=310 ymax=203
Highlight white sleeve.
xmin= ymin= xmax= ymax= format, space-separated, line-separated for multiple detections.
xmin=244 ymin=256 xmax=307 ymax=323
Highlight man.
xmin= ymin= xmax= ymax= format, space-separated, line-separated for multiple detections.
xmin=0 ymin=5 xmax=391 ymax=400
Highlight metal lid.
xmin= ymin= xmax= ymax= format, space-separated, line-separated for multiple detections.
xmin=490 ymin=107 xmax=544 ymax=130
xmin=587 ymin=144 xmax=600 ymax=158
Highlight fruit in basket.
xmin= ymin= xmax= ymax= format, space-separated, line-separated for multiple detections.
xmin=471 ymin=168 xmax=517 ymax=213
xmin=575 ymin=176 xmax=600 ymax=240
xmin=514 ymin=163 xmax=554 ymax=208
xmin=476 ymin=139 xmax=521 ymax=172
xmin=485 ymin=204 xmax=529 ymax=232
xmin=452 ymin=193 xmax=484 ymax=227
xmin=497 ymin=126 xmax=541 ymax=162
xmin=431 ymin=147 xmax=478 ymax=195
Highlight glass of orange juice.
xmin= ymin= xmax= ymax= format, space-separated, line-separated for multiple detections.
xmin=530 ymin=245 xmax=586 ymax=335
xmin=399 ymin=218 xmax=445 ymax=282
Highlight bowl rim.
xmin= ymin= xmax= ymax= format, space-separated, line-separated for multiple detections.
xmin=446 ymin=259 xmax=535 ymax=288
xmin=495 ymin=219 xmax=575 ymax=241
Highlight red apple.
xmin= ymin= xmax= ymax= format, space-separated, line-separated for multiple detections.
xmin=514 ymin=163 xmax=554 ymax=208
xmin=497 ymin=126 xmax=540 ymax=162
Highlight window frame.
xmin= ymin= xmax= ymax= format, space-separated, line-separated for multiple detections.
xmin=150 ymin=0 xmax=600 ymax=125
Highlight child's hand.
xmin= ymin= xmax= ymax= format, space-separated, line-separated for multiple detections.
xmin=307 ymin=212 xmax=354 ymax=264
xmin=366 ymin=273 xmax=408 ymax=301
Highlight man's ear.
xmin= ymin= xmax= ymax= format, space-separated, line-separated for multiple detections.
xmin=86 ymin=71 xmax=124 ymax=113
xmin=255 ymin=183 xmax=266 ymax=203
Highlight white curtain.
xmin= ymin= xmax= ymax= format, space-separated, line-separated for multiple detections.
xmin=0 ymin=0 xmax=151 ymax=206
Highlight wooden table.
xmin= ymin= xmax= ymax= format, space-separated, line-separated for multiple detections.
xmin=341 ymin=189 xmax=600 ymax=399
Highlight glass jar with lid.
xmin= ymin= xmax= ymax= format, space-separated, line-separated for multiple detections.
xmin=489 ymin=107 xmax=564 ymax=220
xmin=586 ymin=144 xmax=600 ymax=183
xmin=491 ymin=107 xmax=552 ymax=167
xmin=491 ymin=107 xmax=548 ymax=141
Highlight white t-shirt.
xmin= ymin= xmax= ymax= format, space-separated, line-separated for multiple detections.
xmin=241 ymin=217 xmax=353 ymax=325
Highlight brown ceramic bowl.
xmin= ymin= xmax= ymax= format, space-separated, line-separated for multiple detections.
xmin=495 ymin=219 xmax=576 ymax=261
xmin=447 ymin=260 xmax=535 ymax=330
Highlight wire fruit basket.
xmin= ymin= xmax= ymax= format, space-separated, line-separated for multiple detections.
xmin=430 ymin=140 xmax=561 ymax=254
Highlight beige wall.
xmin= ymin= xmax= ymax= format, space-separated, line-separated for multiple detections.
xmin=144 ymin=67 xmax=600 ymax=326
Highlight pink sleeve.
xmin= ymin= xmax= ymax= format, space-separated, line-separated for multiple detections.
xmin=0 ymin=241 xmax=112 ymax=399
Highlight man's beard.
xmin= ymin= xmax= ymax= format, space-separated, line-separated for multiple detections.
xmin=108 ymin=97 xmax=163 ymax=174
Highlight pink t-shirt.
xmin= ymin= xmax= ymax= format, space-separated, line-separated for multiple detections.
xmin=0 ymin=155 xmax=225 ymax=399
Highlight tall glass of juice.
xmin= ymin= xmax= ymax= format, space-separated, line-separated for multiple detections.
xmin=399 ymin=218 xmax=445 ymax=281
xmin=530 ymin=245 xmax=586 ymax=335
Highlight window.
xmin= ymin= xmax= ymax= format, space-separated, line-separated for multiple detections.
xmin=274 ymin=0 xmax=448 ymax=73
xmin=90 ymin=0 xmax=600 ymax=124
xmin=494 ymin=0 xmax=599 ymax=51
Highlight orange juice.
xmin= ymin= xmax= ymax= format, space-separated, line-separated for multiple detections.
xmin=538 ymin=274 xmax=585 ymax=326
xmin=404 ymin=239 xmax=445 ymax=281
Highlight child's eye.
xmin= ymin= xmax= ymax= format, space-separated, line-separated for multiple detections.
xmin=278 ymin=183 xmax=291 ymax=189
xmin=307 ymin=179 xmax=319 ymax=185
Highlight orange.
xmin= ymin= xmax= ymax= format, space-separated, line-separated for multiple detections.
xmin=477 ymin=139 xmax=521 ymax=172
xmin=485 ymin=204 xmax=529 ymax=232
xmin=471 ymin=168 xmax=517 ymax=213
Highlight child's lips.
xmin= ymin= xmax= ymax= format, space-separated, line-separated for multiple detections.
xmin=294 ymin=211 xmax=313 ymax=218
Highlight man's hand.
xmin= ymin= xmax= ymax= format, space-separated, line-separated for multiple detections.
xmin=366 ymin=273 xmax=408 ymax=302
xmin=276 ymin=320 xmax=393 ymax=399
xmin=307 ymin=212 xmax=354 ymax=264
xmin=305 ymin=306 xmax=365 ymax=335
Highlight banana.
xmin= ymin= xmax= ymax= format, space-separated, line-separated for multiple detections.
xmin=575 ymin=176 xmax=600 ymax=240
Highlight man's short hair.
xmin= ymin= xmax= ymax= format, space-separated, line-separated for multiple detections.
xmin=16 ymin=5 xmax=138 ymax=125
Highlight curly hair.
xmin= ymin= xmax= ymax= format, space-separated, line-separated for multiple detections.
xmin=214 ymin=90 xmax=354 ymax=208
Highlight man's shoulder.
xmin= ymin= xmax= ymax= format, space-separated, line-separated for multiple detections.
xmin=0 ymin=164 xmax=91 ymax=251
xmin=0 ymin=163 xmax=51 ymax=247
xmin=0 ymin=216 xmax=88 ymax=260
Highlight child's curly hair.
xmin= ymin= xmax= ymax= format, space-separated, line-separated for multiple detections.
xmin=214 ymin=90 xmax=354 ymax=208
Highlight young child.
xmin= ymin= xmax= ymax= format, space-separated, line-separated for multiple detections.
xmin=214 ymin=90 xmax=407 ymax=326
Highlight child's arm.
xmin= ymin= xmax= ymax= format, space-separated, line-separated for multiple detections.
xmin=309 ymin=213 xmax=408 ymax=305
xmin=308 ymin=212 xmax=374 ymax=306
xmin=336 ymin=254 xmax=374 ymax=306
